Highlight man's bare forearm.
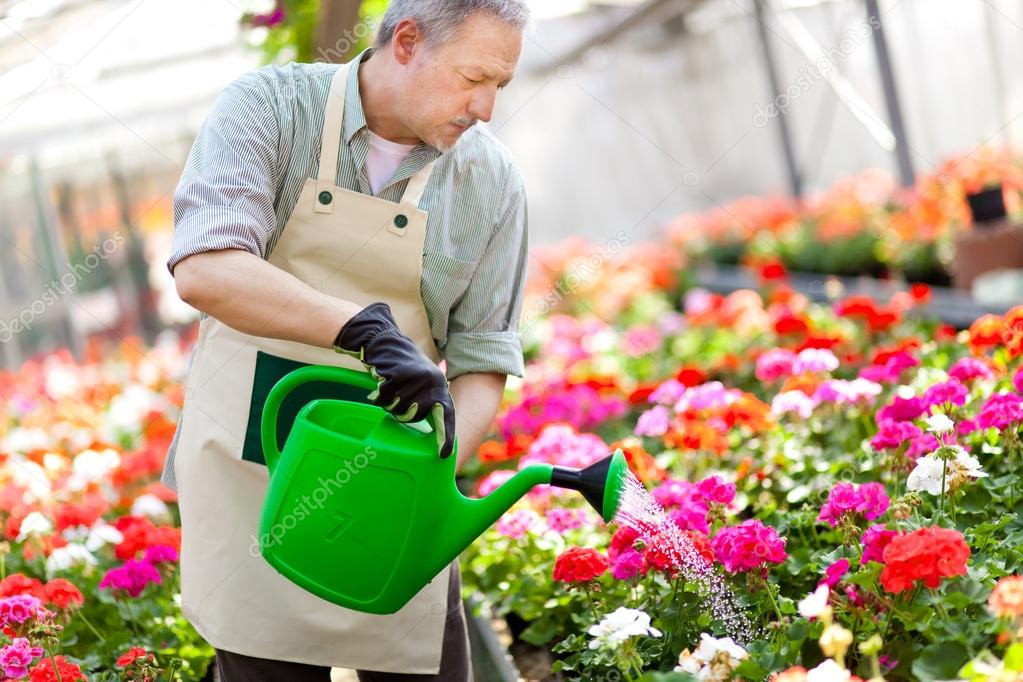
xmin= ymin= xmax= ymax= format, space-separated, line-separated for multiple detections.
xmin=450 ymin=372 xmax=507 ymax=469
xmin=173 ymin=249 xmax=362 ymax=348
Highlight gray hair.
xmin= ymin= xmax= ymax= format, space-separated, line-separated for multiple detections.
xmin=374 ymin=0 xmax=530 ymax=48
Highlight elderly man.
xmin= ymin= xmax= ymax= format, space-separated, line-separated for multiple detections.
xmin=163 ymin=1 xmax=530 ymax=679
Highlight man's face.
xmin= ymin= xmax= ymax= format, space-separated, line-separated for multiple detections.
xmin=398 ymin=13 xmax=523 ymax=151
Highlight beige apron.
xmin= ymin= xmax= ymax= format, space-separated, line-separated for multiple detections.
xmin=174 ymin=59 xmax=452 ymax=673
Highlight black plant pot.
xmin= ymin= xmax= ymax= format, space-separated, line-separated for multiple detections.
xmin=966 ymin=185 xmax=1007 ymax=227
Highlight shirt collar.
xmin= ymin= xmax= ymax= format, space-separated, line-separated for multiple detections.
xmin=343 ymin=48 xmax=443 ymax=164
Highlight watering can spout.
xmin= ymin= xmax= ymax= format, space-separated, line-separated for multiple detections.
xmin=549 ymin=449 xmax=628 ymax=523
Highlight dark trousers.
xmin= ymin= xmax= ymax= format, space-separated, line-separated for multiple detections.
xmin=215 ymin=565 xmax=471 ymax=681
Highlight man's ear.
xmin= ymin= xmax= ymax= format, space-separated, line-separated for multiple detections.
xmin=390 ymin=18 xmax=421 ymax=66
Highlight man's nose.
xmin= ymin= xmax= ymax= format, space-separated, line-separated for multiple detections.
xmin=468 ymin=88 xmax=497 ymax=124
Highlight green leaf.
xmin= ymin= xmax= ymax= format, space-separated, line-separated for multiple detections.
xmin=912 ymin=642 xmax=969 ymax=681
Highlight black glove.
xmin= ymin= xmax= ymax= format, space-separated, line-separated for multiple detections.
xmin=334 ymin=302 xmax=456 ymax=459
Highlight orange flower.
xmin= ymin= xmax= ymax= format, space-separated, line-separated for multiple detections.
xmin=969 ymin=314 xmax=1005 ymax=351
xmin=610 ymin=438 xmax=663 ymax=484
xmin=477 ymin=441 xmax=513 ymax=464
xmin=989 ymin=575 xmax=1023 ymax=618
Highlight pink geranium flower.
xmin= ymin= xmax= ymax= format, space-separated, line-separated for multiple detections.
xmin=817 ymin=482 xmax=889 ymax=527
xmin=0 ymin=637 xmax=43 ymax=679
xmin=819 ymin=558 xmax=850 ymax=588
xmin=861 ymin=525 xmax=897 ymax=565
xmin=948 ymin=357 xmax=994 ymax=383
xmin=99 ymin=559 xmax=162 ymax=598
xmin=922 ymin=379 xmax=968 ymax=409
xmin=697 ymin=476 xmax=736 ymax=505
xmin=870 ymin=421 xmax=922 ymax=451
xmin=755 ymin=349 xmax=796 ymax=382
xmin=0 ymin=595 xmax=43 ymax=627
xmin=710 ymin=520 xmax=787 ymax=574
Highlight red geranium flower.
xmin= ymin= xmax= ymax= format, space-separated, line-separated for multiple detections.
xmin=43 ymin=579 xmax=84 ymax=609
xmin=880 ymin=527 xmax=970 ymax=593
xmin=0 ymin=573 xmax=45 ymax=600
xmin=116 ymin=646 xmax=151 ymax=667
xmin=29 ymin=656 xmax=86 ymax=682
xmin=552 ymin=547 xmax=609 ymax=583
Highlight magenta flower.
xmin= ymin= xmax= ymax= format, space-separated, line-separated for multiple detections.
xmin=710 ymin=519 xmax=787 ymax=574
xmin=655 ymin=480 xmax=710 ymax=532
xmin=870 ymin=420 xmax=922 ymax=451
xmin=817 ymin=482 xmax=889 ymax=527
xmin=845 ymin=584 xmax=865 ymax=607
xmin=697 ymin=476 xmax=736 ymax=505
xmin=99 ymin=559 xmax=163 ymax=598
xmin=860 ymin=525 xmax=897 ymax=565
xmin=819 ymin=558 xmax=850 ymax=588
xmin=922 ymin=379 xmax=969 ymax=409
xmin=610 ymin=549 xmax=645 ymax=580
xmin=0 ymin=596 xmax=43 ymax=627
xmin=0 ymin=637 xmax=43 ymax=679
xmin=859 ymin=352 xmax=919 ymax=384
xmin=906 ymin=432 xmax=940 ymax=460
xmin=857 ymin=482 xmax=890 ymax=520
xmin=520 ymin=424 xmax=609 ymax=470
xmin=755 ymin=349 xmax=796 ymax=382
xmin=1014 ymin=367 xmax=1023 ymax=394
xmin=949 ymin=357 xmax=994 ymax=383
xmin=876 ymin=395 xmax=927 ymax=423
xmin=977 ymin=392 xmax=1023 ymax=431
xmin=544 ymin=508 xmax=587 ymax=534
xmin=143 ymin=545 xmax=179 ymax=564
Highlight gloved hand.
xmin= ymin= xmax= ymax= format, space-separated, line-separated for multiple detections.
xmin=333 ymin=302 xmax=456 ymax=459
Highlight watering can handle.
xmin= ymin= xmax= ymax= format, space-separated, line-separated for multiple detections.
xmin=261 ymin=365 xmax=377 ymax=471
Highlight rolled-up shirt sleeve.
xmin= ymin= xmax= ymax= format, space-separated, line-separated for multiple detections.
xmin=167 ymin=69 xmax=281 ymax=273
xmin=443 ymin=163 xmax=529 ymax=380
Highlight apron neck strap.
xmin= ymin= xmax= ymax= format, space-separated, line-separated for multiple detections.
xmin=316 ymin=62 xmax=351 ymax=196
xmin=399 ymin=160 xmax=437 ymax=207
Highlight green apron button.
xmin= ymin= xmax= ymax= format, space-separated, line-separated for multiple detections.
xmin=394 ymin=214 xmax=408 ymax=228
xmin=318 ymin=191 xmax=332 ymax=205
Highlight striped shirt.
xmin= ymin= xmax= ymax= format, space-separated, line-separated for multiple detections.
xmin=168 ymin=49 xmax=529 ymax=380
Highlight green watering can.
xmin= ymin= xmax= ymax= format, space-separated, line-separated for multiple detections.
xmin=259 ymin=365 xmax=629 ymax=615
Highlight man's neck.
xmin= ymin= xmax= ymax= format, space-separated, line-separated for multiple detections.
xmin=359 ymin=51 xmax=421 ymax=146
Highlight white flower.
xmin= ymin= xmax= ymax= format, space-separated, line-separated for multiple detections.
xmin=16 ymin=511 xmax=53 ymax=541
xmin=587 ymin=607 xmax=661 ymax=651
xmin=906 ymin=455 xmax=947 ymax=495
xmin=953 ymin=446 xmax=987 ymax=479
xmin=806 ymin=658 xmax=852 ymax=682
xmin=45 ymin=543 xmax=97 ymax=577
xmin=907 ymin=446 xmax=987 ymax=496
xmin=798 ymin=584 xmax=830 ymax=619
xmin=67 ymin=448 xmax=120 ymax=491
xmin=131 ymin=493 xmax=170 ymax=519
xmin=771 ymin=391 xmax=818 ymax=419
xmin=85 ymin=522 xmax=124 ymax=552
xmin=675 ymin=633 xmax=748 ymax=680
xmin=924 ymin=413 xmax=955 ymax=435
